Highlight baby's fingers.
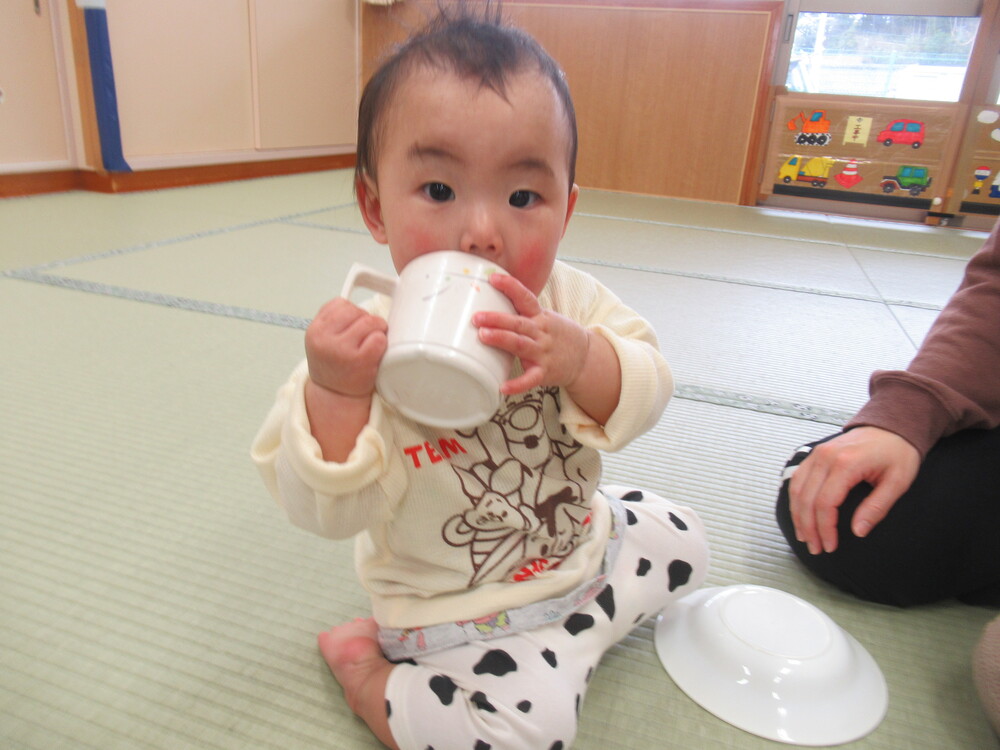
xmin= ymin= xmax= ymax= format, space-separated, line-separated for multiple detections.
xmin=472 ymin=309 xmax=520 ymax=333
xmin=488 ymin=272 xmax=542 ymax=316
xmin=499 ymin=367 xmax=544 ymax=396
xmin=348 ymin=309 xmax=389 ymax=343
xmin=477 ymin=321 xmax=537 ymax=359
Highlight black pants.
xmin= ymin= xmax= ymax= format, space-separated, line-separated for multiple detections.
xmin=776 ymin=427 xmax=1000 ymax=608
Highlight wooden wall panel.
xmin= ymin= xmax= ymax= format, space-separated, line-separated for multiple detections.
xmin=361 ymin=1 xmax=781 ymax=203
xmin=512 ymin=5 xmax=771 ymax=202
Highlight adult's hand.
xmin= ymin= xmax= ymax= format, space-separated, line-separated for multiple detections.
xmin=788 ymin=426 xmax=921 ymax=555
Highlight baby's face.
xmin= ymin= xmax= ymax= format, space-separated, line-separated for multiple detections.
xmin=358 ymin=66 xmax=578 ymax=297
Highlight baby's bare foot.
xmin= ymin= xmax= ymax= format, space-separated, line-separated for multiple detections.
xmin=318 ymin=618 xmax=398 ymax=749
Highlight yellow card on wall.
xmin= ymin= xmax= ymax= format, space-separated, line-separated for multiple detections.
xmin=843 ymin=116 xmax=872 ymax=146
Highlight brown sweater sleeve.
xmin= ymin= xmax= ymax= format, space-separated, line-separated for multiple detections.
xmin=846 ymin=219 xmax=1000 ymax=459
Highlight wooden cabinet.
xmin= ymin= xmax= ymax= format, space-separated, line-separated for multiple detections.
xmin=254 ymin=0 xmax=358 ymax=150
xmin=106 ymin=0 xmax=257 ymax=162
xmin=103 ymin=0 xmax=358 ymax=168
xmin=0 ymin=0 xmax=73 ymax=171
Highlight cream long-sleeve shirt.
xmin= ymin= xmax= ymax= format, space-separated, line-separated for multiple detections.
xmin=252 ymin=261 xmax=673 ymax=628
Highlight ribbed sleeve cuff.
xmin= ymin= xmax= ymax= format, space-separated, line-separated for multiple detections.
xmin=282 ymin=371 xmax=390 ymax=494
xmin=560 ymin=325 xmax=672 ymax=450
xmin=846 ymin=374 xmax=952 ymax=459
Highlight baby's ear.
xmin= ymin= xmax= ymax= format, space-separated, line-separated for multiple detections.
xmin=356 ymin=175 xmax=388 ymax=244
xmin=561 ymin=183 xmax=579 ymax=238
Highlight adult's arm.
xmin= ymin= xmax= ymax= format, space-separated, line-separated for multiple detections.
xmin=848 ymin=220 xmax=1000 ymax=455
xmin=789 ymin=220 xmax=1000 ymax=554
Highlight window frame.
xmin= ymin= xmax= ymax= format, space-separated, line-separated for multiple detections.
xmin=773 ymin=0 xmax=984 ymax=89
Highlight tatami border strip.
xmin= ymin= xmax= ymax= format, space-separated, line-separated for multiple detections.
xmin=672 ymin=384 xmax=850 ymax=425
xmin=5 ymin=267 xmax=848 ymax=425
xmin=7 ymin=203 xmax=358 ymax=275
xmin=4 ymin=269 xmax=311 ymax=330
xmin=573 ymin=210 xmax=984 ymax=261
xmin=559 ymin=255 xmax=944 ymax=311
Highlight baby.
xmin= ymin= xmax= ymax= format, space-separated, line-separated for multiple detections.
xmin=252 ymin=7 xmax=708 ymax=749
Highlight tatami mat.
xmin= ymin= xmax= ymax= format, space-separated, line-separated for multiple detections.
xmin=2 ymin=170 xmax=997 ymax=749
xmin=583 ymin=263 xmax=917 ymax=418
xmin=565 ymin=216 xmax=883 ymax=298
xmin=847 ymin=248 xmax=968 ymax=308
xmin=25 ymin=220 xmax=388 ymax=320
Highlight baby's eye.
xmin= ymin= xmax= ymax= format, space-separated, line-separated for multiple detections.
xmin=423 ymin=182 xmax=454 ymax=202
xmin=509 ymin=190 xmax=539 ymax=208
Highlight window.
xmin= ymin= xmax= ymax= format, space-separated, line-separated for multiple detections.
xmin=778 ymin=1 xmax=983 ymax=103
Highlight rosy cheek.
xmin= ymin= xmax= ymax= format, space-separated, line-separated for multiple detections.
xmin=409 ymin=228 xmax=445 ymax=253
xmin=391 ymin=228 xmax=450 ymax=271
xmin=508 ymin=244 xmax=553 ymax=295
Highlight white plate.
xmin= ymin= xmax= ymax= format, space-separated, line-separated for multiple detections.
xmin=654 ymin=585 xmax=888 ymax=746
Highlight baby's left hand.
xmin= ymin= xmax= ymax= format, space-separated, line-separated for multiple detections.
xmin=473 ymin=273 xmax=589 ymax=395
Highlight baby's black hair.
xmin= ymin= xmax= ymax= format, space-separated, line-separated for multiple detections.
xmin=355 ymin=3 xmax=578 ymax=190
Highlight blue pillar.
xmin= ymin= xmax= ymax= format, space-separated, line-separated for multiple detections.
xmin=82 ymin=3 xmax=131 ymax=172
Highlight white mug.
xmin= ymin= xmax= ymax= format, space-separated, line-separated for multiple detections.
xmin=340 ymin=250 xmax=515 ymax=429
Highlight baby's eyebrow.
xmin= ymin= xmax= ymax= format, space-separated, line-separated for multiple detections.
xmin=407 ymin=143 xmax=459 ymax=163
xmin=509 ymin=157 xmax=555 ymax=178
xmin=407 ymin=143 xmax=557 ymax=179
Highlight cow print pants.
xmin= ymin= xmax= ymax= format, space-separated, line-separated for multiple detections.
xmin=383 ymin=485 xmax=709 ymax=750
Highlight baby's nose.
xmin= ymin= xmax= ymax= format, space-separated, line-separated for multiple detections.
xmin=459 ymin=204 xmax=502 ymax=257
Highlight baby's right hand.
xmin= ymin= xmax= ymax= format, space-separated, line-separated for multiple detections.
xmin=304 ymin=298 xmax=388 ymax=398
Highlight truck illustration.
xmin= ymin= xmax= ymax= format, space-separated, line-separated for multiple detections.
xmin=778 ymin=155 xmax=836 ymax=187
xmin=787 ymin=110 xmax=832 ymax=146
xmin=877 ymin=119 xmax=925 ymax=148
xmin=880 ymin=165 xmax=931 ymax=196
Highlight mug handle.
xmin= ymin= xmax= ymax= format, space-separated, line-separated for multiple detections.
xmin=340 ymin=262 xmax=397 ymax=301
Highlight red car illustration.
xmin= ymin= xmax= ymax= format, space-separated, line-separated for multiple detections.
xmin=878 ymin=119 xmax=925 ymax=148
